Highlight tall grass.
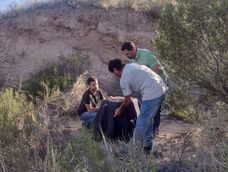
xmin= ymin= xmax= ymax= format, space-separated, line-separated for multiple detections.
xmin=0 ymin=88 xmax=34 ymax=145
xmin=0 ymin=86 xmax=157 ymax=171
xmin=0 ymin=87 xmax=36 ymax=171
xmin=196 ymin=102 xmax=228 ymax=172
xmin=0 ymin=66 xmax=157 ymax=171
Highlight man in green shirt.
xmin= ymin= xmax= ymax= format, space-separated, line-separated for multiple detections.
xmin=121 ymin=41 xmax=168 ymax=84
xmin=121 ymin=41 xmax=168 ymax=135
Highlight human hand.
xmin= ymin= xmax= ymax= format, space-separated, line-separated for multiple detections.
xmin=95 ymin=101 xmax=102 ymax=109
xmin=114 ymin=107 xmax=122 ymax=117
xmin=107 ymin=96 xmax=115 ymax=100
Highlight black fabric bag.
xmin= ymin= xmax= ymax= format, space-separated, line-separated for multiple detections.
xmin=94 ymin=98 xmax=138 ymax=142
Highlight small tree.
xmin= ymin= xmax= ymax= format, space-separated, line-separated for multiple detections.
xmin=155 ymin=0 xmax=228 ymax=100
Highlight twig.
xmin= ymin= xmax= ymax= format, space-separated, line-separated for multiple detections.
xmin=0 ymin=157 xmax=7 ymax=172
xmin=70 ymin=151 xmax=78 ymax=163
xmin=209 ymin=150 xmax=228 ymax=169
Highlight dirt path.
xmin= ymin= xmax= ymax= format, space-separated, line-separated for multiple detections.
xmin=158 ymin=116 xmax=191 ymax=138
xmin=67 ymin=114 xmax=192 ymax=138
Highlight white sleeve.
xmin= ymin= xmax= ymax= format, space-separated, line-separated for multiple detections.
xmin=120 ymin=76 xmax=132 ymax=96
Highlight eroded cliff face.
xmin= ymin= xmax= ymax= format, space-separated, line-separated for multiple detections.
xmin=0 ymin=3 xmax=156 ymax=92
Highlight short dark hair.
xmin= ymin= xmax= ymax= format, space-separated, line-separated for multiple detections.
xmin=87 ymin=76 xmax=97 ymax=85
xmin=108 ymin=58 xmax=123 ymax=73
xmin=121 ymin=41 xmax=136 ymax=51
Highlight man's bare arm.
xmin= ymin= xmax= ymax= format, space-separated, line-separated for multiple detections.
xmin=150 ymin=63 xmax=162 ymax=74
xmin=114 ymin=95 xmax=131 ymax=116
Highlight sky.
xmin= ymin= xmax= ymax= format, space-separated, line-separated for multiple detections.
xmin=0 ymin=0 xmax=29 ymax=12
xmin=0 ymin=0 xmax=50 ymax=12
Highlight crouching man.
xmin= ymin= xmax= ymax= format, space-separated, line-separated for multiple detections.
xmin=77 ymin=76 xmax=104 ymax=128
xmin=108 ymin=58 xmax=168 ymax=154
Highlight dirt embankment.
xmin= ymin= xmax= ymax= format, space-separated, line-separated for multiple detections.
xmin=0 ymin=3 xmax=156 ymax=92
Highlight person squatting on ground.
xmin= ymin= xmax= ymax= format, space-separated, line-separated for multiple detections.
xmin=108 ymin=58 xmax=168 ymax=154
xmin=77 ymin=76 xmax=104 ymax=128
xmin=121 ymin=41 xmax=169 ymax=135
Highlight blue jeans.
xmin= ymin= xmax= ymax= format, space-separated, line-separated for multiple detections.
xmin=80 ymin=112 xmax=97 ymax=128
xmin=153 ymin=105 xmax=162 ymax=133
xmin=133 ymin=94 xmax=165 ymax=151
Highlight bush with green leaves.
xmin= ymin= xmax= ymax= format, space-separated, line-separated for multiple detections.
xmin=165 ymin=84 xmax=198 ymax=122
xmin=23 ymin=52 xmax=89 ymax=99
xmin=155 ymin=0 xmax=228 ymax=100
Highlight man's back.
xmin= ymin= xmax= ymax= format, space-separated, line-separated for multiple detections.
xmin=120 ymin=63 xmax=168 ymax=101
xmin=129 ymin=48 xmax=168 ymax=83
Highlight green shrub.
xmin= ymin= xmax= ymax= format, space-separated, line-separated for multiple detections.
xmin=23 ymin=52 xmax=89 ymax=99
xmin=155 ymin=0 xmax=228 ymax=100
xmin=75 ymin=129 xmax=115 ymax=172
xmin=165 ymin=84 xmax=198 ymax=122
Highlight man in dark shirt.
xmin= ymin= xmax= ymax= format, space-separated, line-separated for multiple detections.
xmin=77 ymin=76 xmax=104 ymax=128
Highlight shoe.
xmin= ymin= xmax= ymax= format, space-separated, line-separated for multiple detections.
xmin=143 ymin=146 xmax=151 ymax=155
xmin=144 ymin=149 xmax=151 ymax=155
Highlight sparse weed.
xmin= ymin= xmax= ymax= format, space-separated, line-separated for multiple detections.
xmin=193 ymin=102 xmax=228 ymax=172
